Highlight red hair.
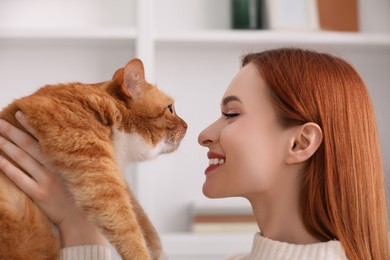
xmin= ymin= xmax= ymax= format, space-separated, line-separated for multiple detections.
xmin=242 ymin=48 xmax=389 ymax=260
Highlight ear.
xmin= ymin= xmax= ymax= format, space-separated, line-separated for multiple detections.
xmin=112 ymin=58 xmax=146 ymax=99
xmin=112 ymin=68 xmax=124 ymax=82
xmin=285 ymin=122 xmax=323 ymax=164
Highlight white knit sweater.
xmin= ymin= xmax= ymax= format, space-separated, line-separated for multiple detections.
xmin=59 ymin=246 xmax=169 ymax=260
xmin=59 ymin=245 xmax=111 ymax=260
xmin=59 ymin=233 xmax=347 ymax=260
xmin=225 ymin=233 xmax=347 ymax=260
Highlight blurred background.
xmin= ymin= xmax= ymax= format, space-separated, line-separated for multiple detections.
xmin=0 ymin=0 xmax=389 ymax=259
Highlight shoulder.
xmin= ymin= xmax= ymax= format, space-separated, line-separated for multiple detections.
xmin=226 ymin=233 xmax=347 ymax=260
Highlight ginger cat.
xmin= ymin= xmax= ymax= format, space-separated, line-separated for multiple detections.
xmin=0 ymin=58 xmax=187 ymax=260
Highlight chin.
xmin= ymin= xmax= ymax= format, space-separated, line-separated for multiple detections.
xmin=202 ymin=184 xmax=227 ymax=199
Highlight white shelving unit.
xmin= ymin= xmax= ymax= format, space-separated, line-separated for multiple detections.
xmin=1 ymin=0 xmax=389 ymax=259
xmin=0 ymin=28 xmax=136 ymax=41
xmin=154 ymin=30 xmax=390 ymax=47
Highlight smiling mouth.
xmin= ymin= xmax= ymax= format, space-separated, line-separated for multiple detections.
xmin=205 ymin=151 xmax=226 ymax=174
xmin=208 ymin=158 xmax=225 ymax=165
xmin=205 ymin=156 xmax=226 ymax=175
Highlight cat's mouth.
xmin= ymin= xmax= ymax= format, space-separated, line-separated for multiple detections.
xmin=160 ymin=130 xmax=186 ymax=154
xmin=161 ymin=141 xmax=181 ymax=154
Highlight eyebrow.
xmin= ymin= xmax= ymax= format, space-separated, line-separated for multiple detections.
xmin=221 ymin=95 xmax=243 ymax=107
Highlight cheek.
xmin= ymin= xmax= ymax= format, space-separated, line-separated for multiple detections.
xmin=220 ymin=121 xmax=286 ymax=193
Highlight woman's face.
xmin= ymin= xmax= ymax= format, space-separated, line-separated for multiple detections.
xmin=198 ymin=63 xmax=292 ymax=199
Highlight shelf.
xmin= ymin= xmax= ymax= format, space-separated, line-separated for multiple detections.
xmin=2 ymin=28 xmax=389 ymax=49
xmin=0 ymin=28 xmax=137 ymax=43
xmin=154 ymin=30 xmax=390 ymax=48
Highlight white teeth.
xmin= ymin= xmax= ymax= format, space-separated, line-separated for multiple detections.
xmin=209 ymin=158 xmax=225 ymax=165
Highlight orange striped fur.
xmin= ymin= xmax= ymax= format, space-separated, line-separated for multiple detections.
xmin=0 ymin=58 xmax=187 ymax=260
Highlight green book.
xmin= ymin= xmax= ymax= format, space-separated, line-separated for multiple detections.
xmin=232 ymin=0 xmax=265 ymax=29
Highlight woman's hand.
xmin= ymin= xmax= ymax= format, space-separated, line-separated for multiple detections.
xmin=0 ymin=111 xmax=107 ymax=247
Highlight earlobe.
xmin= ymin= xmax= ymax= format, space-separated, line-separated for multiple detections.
xmin=285 ymin=122 xmax=323 ymax=164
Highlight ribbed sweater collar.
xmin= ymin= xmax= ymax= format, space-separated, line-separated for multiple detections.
xmin=246 ymin=233 xmax=347 ymax=260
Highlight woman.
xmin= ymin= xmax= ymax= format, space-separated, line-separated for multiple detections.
xmin=0 ymin=48 xmax=388 ymax=259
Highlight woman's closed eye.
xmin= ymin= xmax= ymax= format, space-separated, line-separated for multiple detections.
xmin=222 ymin=112 xmax=240 ymax=118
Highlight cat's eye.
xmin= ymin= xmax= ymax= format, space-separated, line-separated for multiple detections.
xmin=167 ymin=104 xmax=174 ymax=114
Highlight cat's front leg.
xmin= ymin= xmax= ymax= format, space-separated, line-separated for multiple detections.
xmin=126 ymin=186 xmax=162 ymax=260
xmin=60 ymin=165 xmax=152 ymax=260
xmin=29 ymin=120 xmax=153 ymax=259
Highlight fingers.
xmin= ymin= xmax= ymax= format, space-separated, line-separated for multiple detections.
xmin=0 ymin=114 xmax=45 ymax=164
xmin=0 ymin=155 xmax=39 ymax=199
xmin=16 ymin=111 xmax=38 ymax=138
xmin=0 ymin=135 xmax=48 ymax=184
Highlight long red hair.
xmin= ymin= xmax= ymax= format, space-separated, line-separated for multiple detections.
xmin=242 ymin=48 xmax=389 ymax=260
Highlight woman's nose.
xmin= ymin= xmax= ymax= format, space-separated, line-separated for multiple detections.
xmin=198 ymin=121 xmax=219 ymax=147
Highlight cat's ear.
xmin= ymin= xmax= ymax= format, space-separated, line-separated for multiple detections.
xmin=113 ymin=58 xmax=146 ymax=99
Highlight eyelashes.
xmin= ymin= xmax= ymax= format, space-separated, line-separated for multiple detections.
xmin=222 ymin=112 xmax=240 ymax=118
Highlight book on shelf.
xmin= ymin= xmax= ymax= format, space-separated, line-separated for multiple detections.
xmin=190 ymin=199 xmax=259 ymax=234
xmin=231 ymin=0 xmax=266 ymax=29
xmin=316 ymin=0 xmax=359 ymax=32
xmin=230 ymin=0 xmax=359 ymax=32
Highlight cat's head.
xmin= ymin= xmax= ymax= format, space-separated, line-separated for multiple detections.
xmin=107 ymin=58 xmax=187 ymax=163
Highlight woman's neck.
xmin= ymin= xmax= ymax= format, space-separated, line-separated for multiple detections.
xmin=247 ymin=177 xmax=320 ymax=244
xmin=253 ymin=203 xmax=320 ymax=244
